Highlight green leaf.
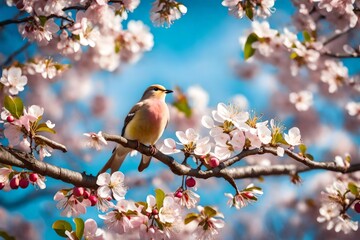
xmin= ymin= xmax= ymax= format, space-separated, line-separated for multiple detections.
xmin=184 ymin=213 xmax=199 ymax=224
xmin=173 ymin=100 xmax=192 ymax=118
xmin=155 ymin=188 xmax=165 ymax=209
xmin=303 ymin=31 xmax=312 ymax=42
xmin=0 ymin=230 xmax=15 ymax=240
xmin=35 ymin=123 xmax=56 ymax=134
xmin=73 ymin=218 xmax=84 ymax=240
xmin=204 ymin=206 xmax=217 ymax=218
xmin=4 ymin=95 xmax=24 ymax=118
xmin=244 ymin=33 xmax=259 ymax=60
xmin=52 ymin=220 xmax=72 ymax=238
xmin=299 ymin=144 xmax=307 ymax=155
xmin=39 ymin=16 xmax=47 ymax=26
xmin=305 ymin=153 xmax=314 ymax=161
xmin=348 ymin=182 xmax=359 ymax=196
xmin=274 ymin=133 xmax=288 ymax=145
xmin=245 ymin=5 xmax=254 ymax=21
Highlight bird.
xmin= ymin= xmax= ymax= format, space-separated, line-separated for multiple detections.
xmin=99 ymin=84 xmax=173 ymax=174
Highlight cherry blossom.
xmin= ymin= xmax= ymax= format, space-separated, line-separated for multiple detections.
xmin=96 ymin=171 xmax=127 ymax=201
xmin=70 ymin=11 xmax=100 ymax=47
xmin=158 ymin=196 xmax=181 ymax=224
xmin=225 ymin=184 xmax=263 ymax=209
xmin=0 ymin=67 xmax=28 ymax=95
xmin=83 ymin=219 xmax=105 ymax=240
xmin=18 ymin=18 xmax=59 ymax=45
xmin=345 ymin=101 xmax=360 ymax=119
xmin=150 ymin=0 xmax=187 ymax=27
xmin=192 ymin=206 xmax=225 ymax=240
xmin=162 ymin=128 xmax=211 ymax=156
xmin=99 ymin=199 xmax=144 ymax=234
xmin=289 ymin=90 xmax=313 ymax=111
xmin=284 ymin=127 xmax=301 ymax=146
xmin=54 ymin=191 xmax=91 ymax=217
xmin=320 ymin=60 xmax=349 ymax=93
xmin=83 ymin=131 xmax=108 ymax=151
xmin=175 ymin=189 xmax=200 ymax=209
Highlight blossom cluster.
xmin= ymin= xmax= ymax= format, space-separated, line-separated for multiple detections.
xmin=1 ymin=97 xmax=55 ymax=160
xmin=317 ymin=179 xmax=359 ymax=234
xmin=0 ymin=167 xmax=45 ymax=190
xmin=161 ymin=102 xmax=302 ymax=161
xmin=53 ymin=171 xmax=225 ymax=239
xmin=293 ymin=0 xmax=358 ymax=32
xmin=241 ymin=20 xmax=358 ymax=114
xmin=4 ymin=0 xmax=155 ymax=72
xmin=151 ymin=0 xmax=187 ymax=27
xmin=222 ymin=0 xmax=275 ymax=20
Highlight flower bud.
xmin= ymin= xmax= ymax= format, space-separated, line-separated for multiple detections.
xmin=355 ymin=202 xmax=360 ymax=214
xmin=83 ymin=190 xmax=90 ymax=199
xmin=19 ymin=178 xmax=29 ymax=189
xmin=10 ymin=177 xmax=19 ymax=189
xmin=73 ymin=187 xmax=84 ymax=197
xmin=89 ymin=195 xmax=98 ymax=206
xmin=186 ymin=177 xmax=196 ymax=188
xmin=29 ymin=173 xmax=38 ymax=182
xmin=175 ymin=191 xmax=183 ymax=198
xmin=6 ymin=115 xmax=14 ymax=123
xmin=209 ymin=157 xmax=220 ymax=168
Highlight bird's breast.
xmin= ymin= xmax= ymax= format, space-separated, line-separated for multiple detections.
xmin=125 ymin=100 xmax=169 ymax=145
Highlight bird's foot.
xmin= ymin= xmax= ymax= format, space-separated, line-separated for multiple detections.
xmin=135 ymin=140 xmax=141 ymax=150
xmin=149 ymin=145 xmax=157 ymax=156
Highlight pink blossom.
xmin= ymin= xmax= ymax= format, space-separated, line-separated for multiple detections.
xmin=83 ymin=131 xmax=108 ymax=151
xmin=54 ymin=191 xmax=90 ymax=217
xmin=158 ymin=196 xmax=181 ymax=224
xmin=96 ymin=171 xmax=127 ymax=200
xmin=150 ymin=0 xmax=187 ymax=27
xmin=83 ymin=219 xmax=104 ymax=240
xmin=176 ymin=189 xmax=200 ymax=209
xmin=289 ymin=90 xmax=313 ymax=111
xmin=0 ymin=67 xmax=28 ymax=95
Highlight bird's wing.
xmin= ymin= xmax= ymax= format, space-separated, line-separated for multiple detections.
xmin=121 ymin=101 xmax=144 ymax=136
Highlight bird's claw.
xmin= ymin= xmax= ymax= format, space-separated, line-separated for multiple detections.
xmin=149 ymin=145 xmax=157 ymax=156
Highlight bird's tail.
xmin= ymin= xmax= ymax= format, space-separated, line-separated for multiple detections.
xmin=98 ymin=146 xmax=131 ymax=174
xmin=138 ymin=155 xmax=152 ymax=172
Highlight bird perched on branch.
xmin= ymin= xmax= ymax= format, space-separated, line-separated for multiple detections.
xmin=99 ymin=84 xmax=173 ymax=174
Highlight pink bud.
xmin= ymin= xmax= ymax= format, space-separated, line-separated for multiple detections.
xmin=186 ymin=177 xmax=196 ymax=188
xmin=19 ymin=178 xmax=29 ymax=189
xmin=29 ymin=173 xmax=38 ymax=182
xmin=83 ymin=190 xmax=90 ymax=199
xmin=209 ymin=157 xmax=220 ymax=168
xmin=0 ymin=182 xmax=5 ymax=190
xmin=175 ymin=191 xmax=183 ymax=198
xmin=152 ymin=209 xmax=159 ymax=215
xmin=355 ymin=202 xmax=360 ymax=214
xmin=10 ymin=177 xmax=19 ymax=189
xmin=6 ymin=115 xmax=14 ymax=123
xmin=73 ymin=187 xmax=84 ymax=197
xmin=244 ymin=192 xmax=254 ymax=198
xmin=89 ymin=195 xmax=98 ymax=206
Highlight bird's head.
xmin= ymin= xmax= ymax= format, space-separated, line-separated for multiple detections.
xmin=141 ymin=84 xmax=173 ymax=100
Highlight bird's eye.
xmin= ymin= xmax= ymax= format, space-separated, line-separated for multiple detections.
xmin=153 ymin=87 xmax=159 ymax=91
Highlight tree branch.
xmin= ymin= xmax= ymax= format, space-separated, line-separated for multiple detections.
xmin=0 ymin=41 xmax=31 ymax=68
xmin=1 ymin=133 xmax=359 ymax=190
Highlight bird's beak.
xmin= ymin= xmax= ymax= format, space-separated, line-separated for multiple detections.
xmin=165 ymin=89 xmax=173 ymax=94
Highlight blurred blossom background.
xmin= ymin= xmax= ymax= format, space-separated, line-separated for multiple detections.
xmin=0 ymin=0 xmax=359 ymax=239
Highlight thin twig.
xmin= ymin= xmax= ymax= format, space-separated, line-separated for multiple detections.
xmin=0 ymin=41 xmax=31 ymax=68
